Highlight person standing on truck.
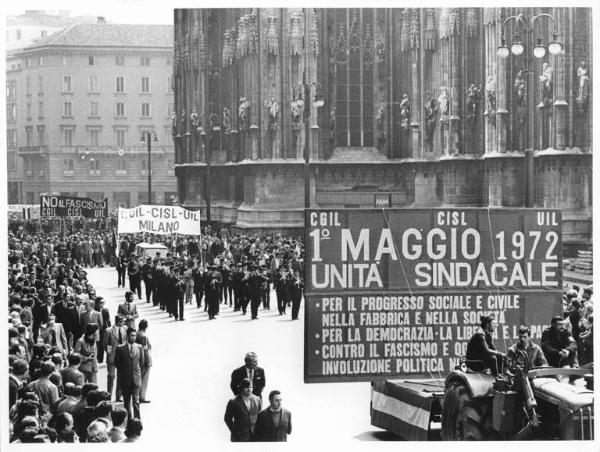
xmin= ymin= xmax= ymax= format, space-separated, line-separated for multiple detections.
xmin=466 ymin=315 xmax=506 ymax=375
xmin=507 ymin=325 xmax=548 ymax=369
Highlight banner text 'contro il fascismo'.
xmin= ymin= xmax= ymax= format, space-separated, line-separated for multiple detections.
xmin=304 ymin=208 xmax=563 ymax=383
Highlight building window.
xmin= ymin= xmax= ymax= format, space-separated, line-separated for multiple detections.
xmin=89 ymin=159 xmax=100 ymax=170
xmin=89 ymin=129 xmax=100 ymax=147
xmin=141 ymin=76 xmax=151 ymax=93
xmin=25 ymin=127 xmax=33 ymax=147
xmin=7 ymin=80 xmax=17 ymax=99
xmin=141 ymin=103 xmax=151 ymax=117
xmin=37 ymin=126 xmax=45 ymax=145
xmin=8 ymin=152 xmax=16 ymax=171
xmin=26 ymin=103 xmax=32 ymax=119
xmin=116 ymin=76 xmax=125 ymax=93
xmin=7 ymin=103 xmax=17 ymax=122
xmin=64 ymin=159 xmax=74 ymax=170
xmin=16 ymin=29 xmax=22 ymax=40
xmin=38 ymin=101 xmax=44 ymax=119
xmin=62 ymin=128 xmax=74 ymax=146
xmin=141 ymin=159 xmax=147 ymax=170
xmin=166 ymin=58 xmax=171 ymax=65
xmin=41 ymin=30 xmax=47 ymax=38
xmin=115 ymin=56 xmax=125 ymax=65
xmin=116 ymin=129 xmax=126 ymax=148
xmin=62 ymin=56 xmax=67 ymax=66
xmin=63 ymin=75 xmax=72 ymax=93
xmin=26 ymin=77 xmax=31 ymax=95
xmin=117 ymin=159 xmax=127 ymax=171
xmin=26 ymin=58 xmax=31 ymax=68
xmin=167 ymin=76 xmax=173 ymax=92
xmin=116 ymin=102 xmax=126 ymax=117
xmin=89 ymin=102 xmax=99 ymax=117
xmin=89 ymin=76 xmax=99 ymax=93
xmin=7 ymin=129 xmax=17 ymax=148
xmin=38 ymin=76 xmax=43 ymax=95
xmin=89 ymin=56 xmax=95 ymax=65
xmin=167 ymin=103 xmax=174 ymax=117
xmin=63 ymin=101 xmax=73 ymax=117
xmin=140 ymin=56 xmax=150 ymax=66
xmin=39 ymin=56 xmax=44 ymax=66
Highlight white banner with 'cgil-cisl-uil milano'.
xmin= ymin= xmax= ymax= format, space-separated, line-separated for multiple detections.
xmin=117 ymin=205 xmax=201 ymax=235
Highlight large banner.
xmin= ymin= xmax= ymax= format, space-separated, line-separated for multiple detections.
xmin=40 ymin=195 xmax=108 ymax=218
xmin=118 ymin=205 xmax=201 ymax=235
xmin=9 ymin=204 xmax=40 ymax=220
xmin=304 ymin=208 xmax=563 ymax=383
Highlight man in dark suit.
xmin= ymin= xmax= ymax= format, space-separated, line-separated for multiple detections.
xmin=205 ymin=265 xmax=222 ymax=320
xmin=224 ymin=378 xmax=262 ymax=442
xmin=230 ymin=352 xmax=266 ymax=399
xmin=141 ymin=257 xmax=154 ymax=304
xmin=32 ymin=294 xmax=52 ymax=342
xmin=52 ymin=294 xmax=80 ymax=351
xmin=117 ymin=291 xmax=139 ymax=329
xmin=114 ymin=327 xmax=145 ymax=419
xmin=254 ymin=390 xmax=292 ymax=442
xmin=289 ymin=269 xmax=304 ymax=321
xmin=95 ymin=297 xmax=111 ymax=363
xmin=127 ymin=258 xmax=142 ymax=299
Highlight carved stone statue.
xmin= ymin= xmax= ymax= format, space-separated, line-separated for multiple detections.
xmin=238 ymin=96 xmax=250 ymax=129
xmin=485 ymin=76 xmax=496 ymax=123
xmin=190 ymin=109 xmax=200 ymax=129
xmin=539 ymin=62 xmax=554 ymax=107
xmin=180 ymin=109 xmax=188 ymax=134
xmin=291 ymin=99 xmax=302 ymax=151
xmin=329 ymin=107 xmax=336 ymax=140
xmin=466 ymin=84 xmax=481 ymax=121
xmin=266 ymin=96 xmax=279 ymax=130
xmin=576 ymin=60 xmax=590 ymax=114
xmin=438 ymin=87 xmax=449 ymax=119
xmin=171 ymin=112 xmax=178 ymax=137
xmin=424 ymin=96 xmax=437 ymax=140
xmin=399 ymin=94 xmax=410 ymax=130
xmin=222 ymin=107 xmax=231 ymax=134
xmin=376 ymin=104 xmax=385 ymax=150
xmin=513 ymin=70 xmax=527 ymax=129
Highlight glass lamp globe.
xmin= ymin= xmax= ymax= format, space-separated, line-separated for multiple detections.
xmin=533 ymin=45 xmax=546 ymax=58
xmin=548 ymin=40 xmax=562 ymax=55
xmin=497 ymin=45 xmax=510 ymax=58
xmin=511 ymin=42 xmax=525 ymax=56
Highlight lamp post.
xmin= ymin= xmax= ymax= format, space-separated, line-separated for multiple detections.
xmin=497 ymin=12 xmax=562 ymax=207
xmin=199 ymin=113 xmax=220 ymax=224
xmin=292 ymin=74 xmax=324 ymax=210
xmin=141 ymin=131 xmax=158 ymax=205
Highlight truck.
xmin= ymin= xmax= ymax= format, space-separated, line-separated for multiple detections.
xmin=371 ymin=354 xmax=593 ymax=440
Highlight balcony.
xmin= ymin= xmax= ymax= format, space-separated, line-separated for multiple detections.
xmin=63 ymin=170 xmax=74 ymax=177
xmin=73 ymin=145 xmax=174 ymax=156
xmin=89 ymin=169 xmax=102 ymax=177
xmin=18 ymin=145 xmax=48 ymax=155
xmin=115 ymin=169 xmax=128 ymax=176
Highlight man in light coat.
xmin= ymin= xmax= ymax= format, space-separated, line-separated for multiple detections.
xmin=114 ymin=327 xmax=145 ymax=419
xmin=103 ymin=315 xmax=128 ymax=401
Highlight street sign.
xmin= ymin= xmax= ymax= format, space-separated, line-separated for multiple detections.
xmin=304 ymin=208 xmax=563 ymax=383
xmin=374 ymin=193 xmax=391 ymax=208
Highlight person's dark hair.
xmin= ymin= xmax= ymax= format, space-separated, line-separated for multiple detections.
xmin=81 ymin=382 xmax=98 ymax=399
xmin=9 ymin=343 xmax=23 ymax=356
xmin=125 ymin=418 xmax=143 ymax=438
xmin=49 ymin=371 xmax=62 ymax=388
xmin=588 ymin=314 xmax=593 ymax=324
xmin=54 ymin=412 xmax=73 ymax=432
xmin=138 ymin=319 xmax=148 ymax=331
xmin=111 ymin=407 xmax=128 ymax=426
xmin=268 ymin=390 xmax=281 ymax=402
xmin=518 ymin=326 xmax=531 ymax=336
xmin=127 ymin=327 xmax=136 ymax=336
xmin=86 ymin=389 xmax=102 ymax=406
xmin=51 ymin=353 xmax=63 ymax=367
xmin=18 ymin=426 xmax=40 ymax=443
xmin=551 ymin=315 xmax=563 ymax=326
xmin=67 ymin=353 xmax=82 ymax=366
xmin=480 ymin=315 xmax=493 ymax=329
xmin=8 ymin=327 xmax=19 ymax=339
xmin=40 ymin=362 xmax=55 ymax=378
xmin=12 ymin=358 xmax=28 ymax=376
xmin=95 ymin=400 xmax=112 ymax=418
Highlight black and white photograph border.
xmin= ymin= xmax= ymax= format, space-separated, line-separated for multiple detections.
xmin=1 ymin=0 xmax=599 ymax=451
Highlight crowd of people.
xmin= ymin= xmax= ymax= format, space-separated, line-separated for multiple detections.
xmin=467 ymin=283 xmax=594 ymax=375
xmin=7 ymin=221 xmax=305 ymax=443
xmin=115 ymin=225 xmax=306 ymax=322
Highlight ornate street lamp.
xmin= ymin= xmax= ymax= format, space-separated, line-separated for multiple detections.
xmin=140 ymin=131 xmax=158 ymax=205
xmin=497 ymin=12 xmax=562 ymax=208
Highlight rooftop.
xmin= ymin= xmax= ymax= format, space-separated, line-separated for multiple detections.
xmin=24 ymin=23 xmax=174 ymax=50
